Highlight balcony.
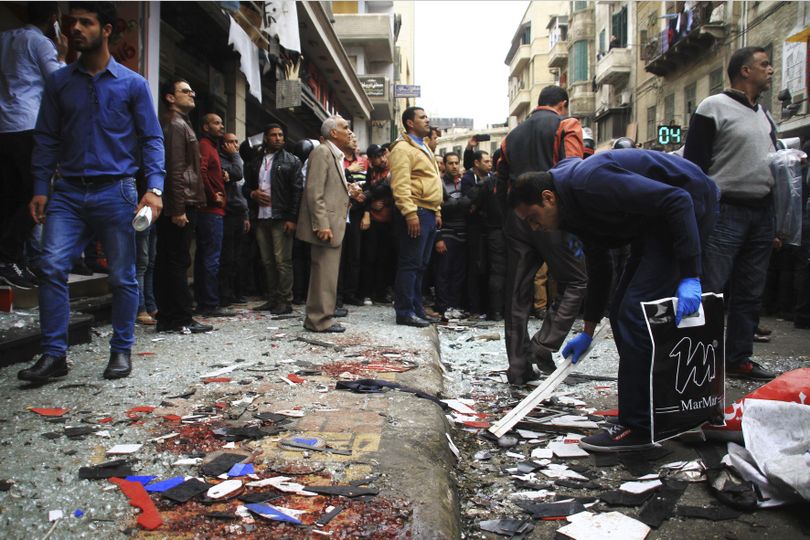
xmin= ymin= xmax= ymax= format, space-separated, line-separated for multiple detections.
xmin=333 ymin=14 xmax=394 ymax=63
xmin=358 ymin=75 xmax=392 ymax=120
xmin=568 ymin=7 xmax=594 ymax=42
xmin=644 ymin=5 xmax=726 ymax=77
xmin=509 ymin=88 xmax=531 ymax=119
xmin=509 ymin=43 xmax=531 ymax=75
xmin=595 ymin=47 xmax=632 ymax=87
xmin=548 ymin=39 xmax=568 ymax=69
xmin=568 ymin=81 xmax=595 ymax=118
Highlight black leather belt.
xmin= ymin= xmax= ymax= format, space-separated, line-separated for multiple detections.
xmin=62 ymin=175 xmax=127 ymax=186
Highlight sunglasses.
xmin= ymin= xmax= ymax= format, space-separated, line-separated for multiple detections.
xmin=177 ymin=88 xmax=195 ymax=95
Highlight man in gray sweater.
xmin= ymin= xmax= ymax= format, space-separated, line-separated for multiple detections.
xmin=684 ymin=46 xmax=777 ymax=380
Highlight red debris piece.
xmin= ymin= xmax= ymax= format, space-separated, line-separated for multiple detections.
xmin=162 ymin=414 xmax=181 ymax=423
xmin=213 ymin=402 xmax=227 ymax=410
xmin=203 ymin=377 xmax=232 ymax=384
xmin=287 ymin=374 xmax=305 ymax=384
xmin=463 ymin=420 xmax=491 ymax=429
xmin=29 ymin=408 xmax=69 ymax=417
xmin=127 ymin=406 xmax=156 ymax=419
xmin=592 ymin=408 xmax=619 ymax=417
xmin=109 ymin=478 xmax=163 ymax=530
xmin=98 ymin=417 xmax=114 ymax=424
xmin=136 ymin=352 xmax=156 ymax=357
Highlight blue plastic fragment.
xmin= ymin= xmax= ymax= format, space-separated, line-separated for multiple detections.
xmin=124 ymin=475 xmax=157 ymax=486
xmin=73 ymin=509 xmax=84 ymax=518
xmin=244 ymin=503 xmax=302 ymax=525
xmin=293 ymin=437 xmax=319 ymax=447
xmin=227 ymin=463 xmax=255 ymax=477
xmin=144 ymin=476 xmax=185 ymax=493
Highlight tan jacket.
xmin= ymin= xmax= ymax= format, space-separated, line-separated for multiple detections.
xmin=296 ymin=142 xmax=350 ymax=248
xmin=162 ymin=112 xmax=205 ymax=216
xmin=389 ymin=131 xmax=443 ymax=219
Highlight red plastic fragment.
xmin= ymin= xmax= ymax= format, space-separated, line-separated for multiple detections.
xmin=213 ymin=402 xmax=227 ymax=410
xmin=109 ymin=478 xmax=163 ymax=530
xmin=98 ymin=417 xmax=114 ymax=424
xmin=127 ymin=406 xmax=156 ymax=419
xmin=592 ymin=408 xmax=619 ymax=417
xmin=162 ymin=414 xmax=181 ymax=423
xmin=203 ymin=377 xmax=232 ymax=384
xmin=286 ymin=374 xmax=305 ymax=384
xmin=29 ymin=408 xmax=69 ymax=417
xmin=136 ymin=352 xmax=156 ymax=357
xmin=463 ymin=420 xmax=491 ymax=429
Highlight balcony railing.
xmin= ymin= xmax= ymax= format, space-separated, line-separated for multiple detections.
xmin=549 ymin=39 xmax=569 ymax=69
xmin=645 ymin=4 xmax=726 ymax=77
xmin=595 ymin=47 xmax=632 ymax=87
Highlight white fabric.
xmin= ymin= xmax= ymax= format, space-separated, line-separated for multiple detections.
xmin=228 ymin=16 xmax=262 ymax=103
xmin=263 ymin=1 xmax=301 ymax=52
xmin=258 ymin=152 xmax=276 ymax=220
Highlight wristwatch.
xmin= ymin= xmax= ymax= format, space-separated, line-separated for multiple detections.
xmin=147 ymin=188 xmax=163 ymax=197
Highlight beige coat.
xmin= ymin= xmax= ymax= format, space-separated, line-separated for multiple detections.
xmin=296 ymin=142 xmax=350 ymax=248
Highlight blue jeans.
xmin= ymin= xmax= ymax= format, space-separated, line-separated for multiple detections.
xmin=702 ymin=202 xmax=774 ymax=366
xmin=39 ymin=178 xmax=138 ymax=355
xmin=136 ymin=224 xmax=157 ymax=313
xmin=394 ymin=208 xmax=437 ymax=318
xmin=194 ymin=212 xmax=223 ymax=309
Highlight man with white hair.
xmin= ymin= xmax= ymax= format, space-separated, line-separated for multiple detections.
xmin=296 ymin=116 xmax=353 ymax=332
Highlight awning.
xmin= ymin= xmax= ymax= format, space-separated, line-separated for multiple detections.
xmin=786 ymin=27 xmax=810 ymax=42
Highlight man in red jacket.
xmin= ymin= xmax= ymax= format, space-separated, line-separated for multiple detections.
xmin=195 ymin=113 xmax=228 ymax=317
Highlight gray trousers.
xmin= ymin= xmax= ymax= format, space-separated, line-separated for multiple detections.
xmin=503 ymin=212 xmax=588 ymax=385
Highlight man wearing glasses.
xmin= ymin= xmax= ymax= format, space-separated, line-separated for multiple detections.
xmin=153 ymin=78 xmax=210 ymax=335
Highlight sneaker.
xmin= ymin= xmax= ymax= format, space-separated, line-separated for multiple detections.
xmin=0 ymin=262 xmax=36 ymax=289
xmin=20 ymin=265 xmax=39 ymax=286
xmin=363 ymin=297 xmax=373 ymax=306
xmin=753 ymin=332 xmax=770 ymax=343
xmin=579 ymin=423 xmax=657 ymax=453
xmin=755 ymin=325 xmax=772 ymax=336
xmin=727 ymin=360 xmax=775 ymax=380
xmin=253 ymin=301 xmax=276 ymax=312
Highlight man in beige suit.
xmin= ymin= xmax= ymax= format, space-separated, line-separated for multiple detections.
xmin=296 ymin=116 xmax=353 ymax=332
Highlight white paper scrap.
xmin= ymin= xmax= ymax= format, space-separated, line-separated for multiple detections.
xmin=106 ymin=444 xmax=142 ymax=455
xmin=549 ymin=441 xmax=590 ymax=458
xmin=619 ymin=479 xmax=662 ymax=494
xmin=531 ymin=448 xmax=554 ymax=459
xmin=540 ymin=468 xmax=589 ymax=481
xmin=173 ymin=458 xmax=203 ymax=466
xmin=557 ymin=511 xmax=650 ymax=540
xmin=441 ymin=399 xmax=477 ymax=416
xmin=207 ymin=479 xmax=243 ymax=499
xmin=446 ymin=433 xmax=461 ymax=460
xmin=48 ymin=510 xmax=63 ymax=522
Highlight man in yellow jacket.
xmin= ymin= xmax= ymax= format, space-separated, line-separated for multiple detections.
xmin=389 ymin=106 xmax=443 ymax=327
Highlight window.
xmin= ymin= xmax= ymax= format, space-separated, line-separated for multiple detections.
xmin=611 ymin=6 xmax=628 ymax=48
xmin=520 ymin=24 xmax=531 ymax=45
xmin=664 ymin=93 xmax=675 ymax=123
xmin=709 ymin=68 xmax=724 ymax=95
xmin=599 ymin=29 xmax=606 ymax=55
xmin=573 ymin=0 xmax=588 ymax=11
xmin=684 ymin=82 xmax=696 ymax=125
xmin=572 ymin=40 xmax=589 ymax=82
xmin=647 ymin=105 xmax=657 ymax=142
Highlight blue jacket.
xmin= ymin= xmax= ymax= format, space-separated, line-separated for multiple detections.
xmin=550 ymin=150 xmax=719 ymax=321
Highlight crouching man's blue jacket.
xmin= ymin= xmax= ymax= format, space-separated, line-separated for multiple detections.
xmin=549 ymin=149 xmax=719 ymax=322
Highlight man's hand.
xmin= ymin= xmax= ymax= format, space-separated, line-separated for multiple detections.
xmin=223 ymin=170 xmax=230 ymax=183
xmin=55 ymin=32 xmax=68 ymax=61
xmin=406 ymin=214 xmax=420 ymax=238
xmin=773 ymin=237 xmax=783 ymax=251
xmin=316 ymin=228 xmax=333 ymax=242
xmin=243 ymin=219 xmax=251 ymax=233
xmin=352 ymin=191 xmax=367 ymax=203
xmin=675 ymin=277 xmax=702 ymax=325
xmin=360 ymin=212 xmax=371 ymax=231
xmin=348 ymin=161 xmax=364 ymax=173
xmin=283 ymin=220 xmax=296 ymax=234
xmin=435 ymin=239 xmax=447 ymax=254
xmin=137 ymin=192 xmax=163 ymax=221
xmin=213 ymin=192 xmax=225 ymax=208
xmin=562 ymin=332 xmax=593 ymax=364
xmin=467 ymin=136 xmax=479 ymax=149
xmin=436 ymin=215 xmax=442 ymax=229
xmin=371 ymin=200 xmax=384 ymax=211
xmin=29 ymin=195 xmax=48 ymax=224
xmin=252 ymin=189 xmax=272 ymax=206
xmin=171 ymin=213 xmax=189 ymax=228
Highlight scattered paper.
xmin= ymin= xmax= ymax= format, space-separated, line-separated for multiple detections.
xmin=207 ymin=479 xmax=242 ymax=499
xmin=557 ymin=511 xmax=650 ymax=540
xmin=531 ymin=448 xmax=554 ymax=459
xmin=548 ymin=441 xmax=590 ymax=458
xmin=48 ymin=510 xmax=63 ymax=521
xmin=620 ymin=480 xmax=662 ymax=494
xmin=106 ymin=444 xmax=143 ymax=455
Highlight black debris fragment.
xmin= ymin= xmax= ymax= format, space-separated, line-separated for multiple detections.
xmin=514 ymin=499 xmax=585 ymax=519
xmin=306 ymin=485 xmax=379 ymax=498
xmin=555 ymin=479 xmax=603 ymax=490
xmin=78 ymin=459 xmax=133 ymax=480
xmin=161 ymin=478 xmax=210 ymax=503
xmin=479 ymin=519 xmax=534 ymax=538
xmin=200 ymin=453 xmax=247 ymax=477
xmin=0 ymin=480 xmax=13 ymax=491
xmin=638 ymin=479 xmax=688 ymax=528
xmin=598 ymin=489 xmax=656 ymax=507
xmin=675 ymin=505 xmax=743 ymax=521
xmin=335 ymin=379 xmax=449 ymax=410
xmin=315 ymin=505 xmax=344 ymax=527
xmin=64 ymin=426 xmax=97 ymax=439
xmin=592 ymin=453 xmax=620 ymax=467
xmin=238 ymin=492 xmax=281 ymax=504
xmin=205 ymin=512 xmax=238 ymax=520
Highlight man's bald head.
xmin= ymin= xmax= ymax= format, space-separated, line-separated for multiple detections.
xmin=202 ymin=113 xmax=225 ymax=138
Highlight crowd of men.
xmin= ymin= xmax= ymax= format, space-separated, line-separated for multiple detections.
xmin=2 ymin=2 xmax=808 ymax=452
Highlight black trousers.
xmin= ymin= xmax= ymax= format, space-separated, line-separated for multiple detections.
xmin=465 ymin=224 xmax=488 ymax=314
xmin=338 ymin=210 xmax=364 ymax=302
xmin=154 ymin=209 xmax=197 ymax=326
xmin=219 ymin=213 xmax=245 ymax=303
xmin=503 ymin=212 xmax=588 ymax=385
xmin=487 ymin=228 xmax=507 ymax=317
xmin=360 ymin=220 xmax=395 ymax=300
xmin=434 ymin=234 xmax=466 ymax=312
xmin=0 ymin=131 xmax=36 ymax=263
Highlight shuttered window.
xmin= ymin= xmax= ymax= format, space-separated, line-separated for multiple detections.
xmin=572 ymin=40 xmax=589 ymax=82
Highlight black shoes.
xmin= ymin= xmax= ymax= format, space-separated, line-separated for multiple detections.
xmin=396 ymin=315 xmax=430 ymax=328
xmin=579 ymin=423 xmax=657 ymax=453
xmin=103 ymin=351 xmax=131 ymax=379
xmin=727 ymin=360 xmax=776 ymax=380
xmin=343 ymin=296 xmax=364 ymax=306
xmin=156 ymin=319 xmax=213 ymax=334
xmin=18 ymin=354 xmax=68 ymax=382
xmin=0 ymin=262 xmax=37 ymax=290
xmin=417 ymin=313 xmax=441 ymax=324
xmin=270 ymin=304 xmax=292 ymax=315
xmin=306 ymin=323 xmax=345 ymax=333
xmin=196 ymin=306 xmax=235 ymax=317
xmin=334 ymin=307 xmax=348 ymax=318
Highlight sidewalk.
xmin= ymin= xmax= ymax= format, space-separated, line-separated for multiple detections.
xmin=0 ymin=304 xmax=458 ymax=538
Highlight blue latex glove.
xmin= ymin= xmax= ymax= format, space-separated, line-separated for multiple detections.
xmin=561 ymin=333 xmax=593 ymax=364
xmin=675 ymin=277 xmax=702 ymax=325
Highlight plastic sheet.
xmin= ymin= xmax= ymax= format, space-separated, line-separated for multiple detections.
xmin=769 ymin=148 xmax=806 ymax=246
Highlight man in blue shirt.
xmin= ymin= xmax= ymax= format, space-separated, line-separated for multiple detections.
xmin=509 ymin=149 xmax=718 ymax=452
xmin=18 ymin=1 xmax=165 ymax=384
xmin=0 ymin=2 xmax=66 ymax=289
